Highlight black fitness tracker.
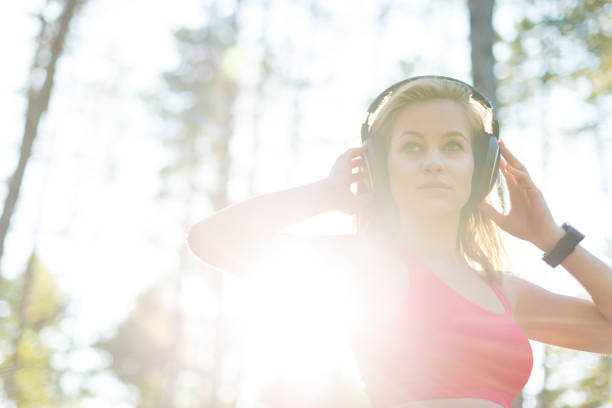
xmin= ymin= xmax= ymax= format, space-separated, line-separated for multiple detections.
xmin=542 ymin=222 xmax=585 ymax=267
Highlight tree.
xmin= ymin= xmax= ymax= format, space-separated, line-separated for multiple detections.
xmin=530 ymin=345 xmax=611 ymax=407
xmin=160 ymin=1 xmax=244 ymax=405
xmin=0 ymin=251 xmax=71 ymax=406
xmin=498 ymin=0 xmax=611 ymax=190
xmin=468 ymin=0 xmax=498 ymax=108
xmin=0 ymin=0 xmax=85 ymax=293
xmin=97 ymin=283 xmax=188 ymax=408
xmin=492 ymin=1 xmax=612 ymax=404
xmin=103 ymin=0 xmax=246 ymax=406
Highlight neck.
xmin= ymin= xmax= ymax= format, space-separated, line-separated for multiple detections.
xmin=393 ymin=210 xmax=465 ymax=267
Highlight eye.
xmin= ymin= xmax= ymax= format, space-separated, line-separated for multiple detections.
xmin=402 ymin=142 xmax=421 ymax=152
xmin=445 ymin=141 xmax=464 ymax=151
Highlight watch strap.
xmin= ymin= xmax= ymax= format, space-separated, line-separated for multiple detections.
xmin=542 ymin=222 xmax=585 ymax=267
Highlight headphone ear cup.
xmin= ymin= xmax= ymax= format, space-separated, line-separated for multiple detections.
xmin=361 ymin=139 xmax=375 ymax=194
xmin=469 ymin=134 xmax=500 ymax=207
xmin=364 ymin=133 xmax=393 ymax=200
xmin=488 ymin=137 xmax=501 ymax=193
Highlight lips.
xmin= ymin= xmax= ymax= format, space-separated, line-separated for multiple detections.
xmin=418 ymin=182 xmax=451 ymax=189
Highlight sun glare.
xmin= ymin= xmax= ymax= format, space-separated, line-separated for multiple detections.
xmin=239 ymin=236 xmax=364 ymax=397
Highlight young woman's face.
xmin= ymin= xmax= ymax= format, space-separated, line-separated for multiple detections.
xmin=386 ymin=99 xmax=475 ymax=217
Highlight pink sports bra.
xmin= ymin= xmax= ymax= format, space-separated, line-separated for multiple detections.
xmin=350 ymin=247 xmax=533 ymax=408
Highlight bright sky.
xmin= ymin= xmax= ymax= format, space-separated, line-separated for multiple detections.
xmin=1 ymin=0 xmax=611 ymax=407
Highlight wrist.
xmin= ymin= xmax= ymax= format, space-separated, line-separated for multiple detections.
xmin=313 ymin=178 xmax=340 ymax=212
xmin=541 ymin=223 xmax=585 ymax=267
xmin=533 ymin=225 xmax=565 ymax=252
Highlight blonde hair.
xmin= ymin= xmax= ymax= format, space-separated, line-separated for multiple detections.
xmin=352 ymin=77 xmax=507 ymax=285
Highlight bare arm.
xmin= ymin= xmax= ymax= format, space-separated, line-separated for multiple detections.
xmin=534 ymin=228 xmax=612 ymax=326
xmin=186 ymin=179 xmax=334 ymax=274
xmin=479 ymin=140 xmax=612 ymax=325
xmin=185 ymin=146 xmax=372 ymax=278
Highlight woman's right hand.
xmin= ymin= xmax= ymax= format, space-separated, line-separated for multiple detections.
xmin=321 ymin=145 xmax=374 ymax=215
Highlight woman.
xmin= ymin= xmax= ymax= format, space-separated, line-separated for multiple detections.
xmin=186 ymin=76 xmax=612 ymax=408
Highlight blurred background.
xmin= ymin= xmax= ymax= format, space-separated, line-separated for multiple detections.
xmin=0 ymin=0 xmax=611 ymax=406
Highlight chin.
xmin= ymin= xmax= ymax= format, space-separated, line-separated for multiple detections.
xmin=402 ymin=201 xmax=462 ymax=218
xmin=423 ymin=208 xmax=459 ymax=218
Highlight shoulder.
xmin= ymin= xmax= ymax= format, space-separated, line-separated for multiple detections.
xmin=496 ymin=271 xmax=532 ymax=297
xmin=493 ymin=271 xmax=546 ymax=316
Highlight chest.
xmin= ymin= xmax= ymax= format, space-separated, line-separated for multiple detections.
xmin=346 ymin=241 xmax=532 ymax=408
xmin=348 ymin=242 xmax=514 ymax=334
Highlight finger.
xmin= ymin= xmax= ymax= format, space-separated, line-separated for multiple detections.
xmin=499 ymin=156 xmax=508 ymax=169
xmin=501 ymin=165 xmax=530 ymax=207
xmin=507 ymin=165 xmax=542 ymax=203
xmin=507 ymin=165 xmax=534 ymax=187
xmin=351 ymin=171 xmax=364 ymax=182
xmin=503 ymin=167 xmax=528 ymax=203
xmin=499 ymin=140 xmax=526 ymax=171
xmin=346 ymin=145 xmax=368 ymax=158
xmin=478 ymin=201 xmax=505 ymax=226
xmin=504 ymin=165 xmax=535 ymax=208
xmin=500 ymin=162 xmax=518 ymax=189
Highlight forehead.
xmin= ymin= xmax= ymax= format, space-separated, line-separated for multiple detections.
xmin=390 ymin=99 xmax=473 ymax=141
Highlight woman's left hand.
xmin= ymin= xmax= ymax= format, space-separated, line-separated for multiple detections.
xmin=477 ymin=139 xmax=564 ymax=251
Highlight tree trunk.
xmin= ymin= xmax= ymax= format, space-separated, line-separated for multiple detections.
xmin=468 ymin=0 xmax=497 ymax=108
xmin=0 ymin=0 xmax=82 ymax=293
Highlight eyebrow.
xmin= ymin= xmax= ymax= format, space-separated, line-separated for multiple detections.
xmin=399 ymin=130 xmax=469 ymax=142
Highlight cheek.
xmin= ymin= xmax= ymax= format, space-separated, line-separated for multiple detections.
xmin=387 ymin=153 xmax=417 ymax=186
xmin=387 ymin=150 xmax=418 ymax=171
xmin=458 ymin=157 xmax=475 ymax=193
xmin=386 ymin=154 xmax=412 ymax=203
xmin=463 ymin=156 xmax=475 ymax=179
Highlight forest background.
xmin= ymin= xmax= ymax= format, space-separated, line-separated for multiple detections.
xmin=0 ymin=0 xmax=611 ymax=407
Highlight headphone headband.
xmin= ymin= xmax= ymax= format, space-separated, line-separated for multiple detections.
xmin=362 ymin=75 xmax=499 ymax=142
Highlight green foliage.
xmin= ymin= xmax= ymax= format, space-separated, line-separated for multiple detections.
xmin=533 ymin=345 xmax=612 ymax=407
xmin=12 ymin=329 xmax=55 ymax=406
xmin=498 ymin=0 xmax=611 ymax=105
xmin=573 ymin=354 xmax=612 ymax=407
xmin=0 ymin=252 xmax=70 ymax=407
xmin=495 ymin=2 xmax=612 ymax=404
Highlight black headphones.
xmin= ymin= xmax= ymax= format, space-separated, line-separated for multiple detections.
xmin=360 ymin=75 xmax=501 ymax=209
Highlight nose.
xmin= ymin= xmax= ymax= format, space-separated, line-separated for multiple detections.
xmin=421 ymin=148 xmax=445 ymax=174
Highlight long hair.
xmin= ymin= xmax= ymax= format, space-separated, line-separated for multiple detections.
xmin=352 ymin=77 xmax=508 ymax=285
